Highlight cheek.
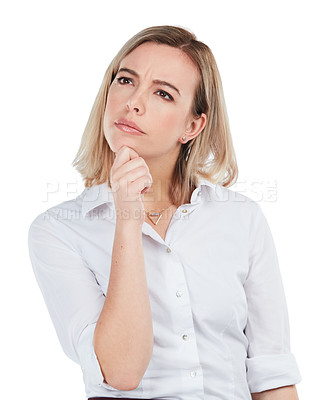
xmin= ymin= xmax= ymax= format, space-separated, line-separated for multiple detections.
xmin=105 ymin=88 xmax=120 ymax=113
xmin=103 ymin=93 xmax=122 ymax=130
xmin=151 ymin=109 xmax=185 ymax=136
xmin=159 ymin=112 xmax=176 ymax=128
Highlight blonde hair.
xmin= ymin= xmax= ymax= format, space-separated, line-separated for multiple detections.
xmin=71 ymin=25 xmax=238 ymax=207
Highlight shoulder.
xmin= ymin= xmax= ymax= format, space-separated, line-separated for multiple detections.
xmin=28 ymin=188 xmax=87 ymax=240
xmin=204 ymin=182 xmax=261 ymax=219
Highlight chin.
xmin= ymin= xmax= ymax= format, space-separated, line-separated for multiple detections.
xmin=111 ymin=137 xmax=139 ymax=153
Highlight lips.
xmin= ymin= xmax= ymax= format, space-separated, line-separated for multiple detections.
xmin=115 ymin=118 xmax=146 ymax=134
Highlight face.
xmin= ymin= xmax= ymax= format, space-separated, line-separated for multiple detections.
xmin=103 ymin=42 xmax=206 ymax=161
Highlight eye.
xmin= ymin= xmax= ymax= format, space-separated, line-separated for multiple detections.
xmin=116 ymin=76 xmax=174 ymax=101
xmin=117 ymin=76 xmax=133 ymax=85
xmin=156 ymin=90 xmax=174 ymax=101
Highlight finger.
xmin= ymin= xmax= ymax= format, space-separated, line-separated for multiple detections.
xmin=113 ymin=146 xmax=139 ymax=169
xmin=126 ymin=146 xmax=140 ymax=160
xmin=113 ymin=146 xmax=131 ymax=169
xmin=129 ymin=176 xmax=153 ymax=197
xmin=120 ymin=166 xmax=151 ymax=186
xmin=117 ymin=156 xmax=150 ymax=177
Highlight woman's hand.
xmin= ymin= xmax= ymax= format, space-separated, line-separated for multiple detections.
xmin=110 ymin=145 xmax=153 ymax=226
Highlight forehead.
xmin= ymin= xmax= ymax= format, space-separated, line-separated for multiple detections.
xmin=119 ymin=42 xmax=200 ymax=96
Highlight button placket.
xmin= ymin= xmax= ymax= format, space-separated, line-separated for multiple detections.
xmin=165 ymin=243 xmax=202 ymax=388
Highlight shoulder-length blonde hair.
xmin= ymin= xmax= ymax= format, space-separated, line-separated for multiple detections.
xmin=71 ymin=25 xmax=238 ymax=207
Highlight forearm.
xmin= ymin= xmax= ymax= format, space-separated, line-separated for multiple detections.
xmin=251 ymin=385 xmax=299 ymax=400
xmin=93 ymin=220 xmax=154 ymax=390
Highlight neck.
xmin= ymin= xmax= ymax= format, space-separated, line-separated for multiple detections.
xmin=142 ymin=177 xmax=172 ymax=210
xmin=140 ymin=148 xmax=181 ymax=212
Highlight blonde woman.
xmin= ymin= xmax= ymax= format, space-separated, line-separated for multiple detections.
xmin=28 ymin=25 xmax=302 ymax=400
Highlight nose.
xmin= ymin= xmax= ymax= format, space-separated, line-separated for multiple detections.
xmin=126 ymin=88 xmax=145 ymax=114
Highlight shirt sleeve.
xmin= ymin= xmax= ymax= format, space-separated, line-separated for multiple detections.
xmin=27 ymin=211 xmax=118 ymax=391
xmin=243 ymin=203 xmax=302 ymax=393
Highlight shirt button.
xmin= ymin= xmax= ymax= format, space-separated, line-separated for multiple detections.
xmin=176 ymin=290 xmax=183 ymax=297
xmin=182 ymin=334 xmax=189 ymax=341
xmin=190 ymin=371 xmax=197 ymax=378
xmin=198 ymin=191 xmax=201 ymax=196
xmin=166 ymin=247 xmax=171 ymax=253
xmin=182 ymin=209 xmax=188 ymax=213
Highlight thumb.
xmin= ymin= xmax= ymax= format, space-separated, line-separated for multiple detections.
xmin=125 ymin=146 xmax=140 ymax=160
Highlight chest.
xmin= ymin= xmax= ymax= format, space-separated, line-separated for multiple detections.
xmin=79 ymin=203 xmax=250 ymax=335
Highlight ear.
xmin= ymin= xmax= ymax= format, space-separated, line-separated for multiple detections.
xmin=183 ymin=113 xmax=207 ymax=142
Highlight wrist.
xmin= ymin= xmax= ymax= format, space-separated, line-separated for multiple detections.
xmin=115 ymin=216 xmax=144 ymax=230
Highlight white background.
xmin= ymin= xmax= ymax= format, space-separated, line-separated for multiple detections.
xmin=1 ymin=0 xmax=317 ymax=398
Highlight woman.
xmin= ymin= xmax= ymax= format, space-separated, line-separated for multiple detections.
xmin=28 ymin=25 xmax=302 ymax=400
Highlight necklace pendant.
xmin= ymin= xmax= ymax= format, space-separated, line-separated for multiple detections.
xmin=147 ymin=212 xmax=163 ymax=225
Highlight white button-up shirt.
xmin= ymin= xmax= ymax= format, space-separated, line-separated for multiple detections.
xmin=28 ymin=179 xmax=302 ymax=399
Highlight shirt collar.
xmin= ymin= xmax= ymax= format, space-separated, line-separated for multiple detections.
xmin=81 ymin=178 xmax=220 ymax=218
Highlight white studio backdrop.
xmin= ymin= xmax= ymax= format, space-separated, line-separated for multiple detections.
xmin=0 ymin=0 xmax=317 ymax=398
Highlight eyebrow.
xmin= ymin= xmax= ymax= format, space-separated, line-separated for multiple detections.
xmin=117 ymin=67 xmax=181 ymax=96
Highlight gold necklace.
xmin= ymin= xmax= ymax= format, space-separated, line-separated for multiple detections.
xmin=145 ymin=204 xmax=174 ymax=225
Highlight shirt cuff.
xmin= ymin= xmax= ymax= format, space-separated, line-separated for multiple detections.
xmin=246 ymin=353 xmax=302 ymax=393
xmin=77 ymin=322 xmax=118 ymax=391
